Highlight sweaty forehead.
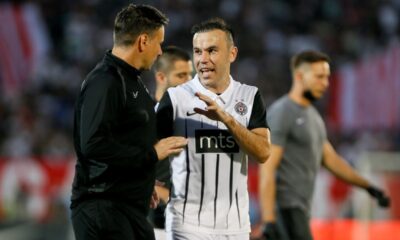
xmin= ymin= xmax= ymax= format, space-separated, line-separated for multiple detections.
xmin=193 ymin=30 xmax=227 ymax=49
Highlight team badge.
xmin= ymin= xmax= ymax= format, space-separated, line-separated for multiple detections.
xmin=234 ymin=101 xmax=248 ymax=115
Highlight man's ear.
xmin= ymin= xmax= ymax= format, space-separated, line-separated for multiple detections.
xmin=138 ymin=34 xmax=149 ymax=52
xmin=293 ymin=68 xmax=305 ymax=83
xmin=155 ymin=71 xmax=166 ymax=85
xmin=229 ymin=46 xmax=238 ymax=63
xmin=294 ymin=71 xmax=302 ymax=82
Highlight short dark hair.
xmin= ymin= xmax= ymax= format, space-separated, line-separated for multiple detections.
xmin=291 ymin=50 xmax=330 ymax=72
xmin=113 ymin=4 xmax=168 ymax=47
xmin=153 ymin=46 xmax=191 ymax=72
xmin=191 ymin=18 xmax=235 ymax=45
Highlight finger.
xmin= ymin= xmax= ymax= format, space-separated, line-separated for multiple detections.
xmin=173 ymin=139 xmax=188 ymax=147
xmin=194 ymin=107 xmax=208 ymax=115
xmin=167 ymin=136 xmax=188 ymax=144
xmin=150 ymin=198 xmax=156 ymax=208
xmin=155 ymin=180 xmax=165 ymax=187
xmin=195 ymin=92 xmax=213 ymax=105
xmin=150 ymin=200 xmax=157 ymax=209
xmin=169 ymin=148 xmax=184 ymax=155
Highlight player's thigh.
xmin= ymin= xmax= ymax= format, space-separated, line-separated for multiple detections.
xmin=221 ymin=233 xmax=250 ymax=240
xmin=167 ymin=231 xmax=249 ymax=240
xmin=167 ymin=230 xmax=213 ymax=240
xmin=154 ymin=228 xmax=167 ymax=240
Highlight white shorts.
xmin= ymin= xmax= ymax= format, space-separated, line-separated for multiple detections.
xmin=167 ymin=230 xmax=249 ymax=240
xmin=154 ymin=228 xmax=167 ymax=240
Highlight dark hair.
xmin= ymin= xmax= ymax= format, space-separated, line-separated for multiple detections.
xmin=191 ymin=18 xmax=234 ymax=45
xmin=291 ymin=50 xmax=330 ymax=72
xmin=113 ymin=4 xmax=168 ymax=47
xmin=153 ymin=46 xmax=191 ymax=72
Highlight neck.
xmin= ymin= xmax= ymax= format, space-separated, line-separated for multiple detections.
xmin=112 ymin=46 xmax=142 ymax=70
xmin=155 ymin=86 xmax=167 ymax=102
xmin=202 ymin=75 xmax=230 ymax=94
xmin=288 ymin=87 xmax=311 ymax=106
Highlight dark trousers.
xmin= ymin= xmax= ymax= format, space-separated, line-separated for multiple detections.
xmin=276 ymin=207 xmax=313 ymax=240
xmin=71 ymin=199 xmax=155 ymax=240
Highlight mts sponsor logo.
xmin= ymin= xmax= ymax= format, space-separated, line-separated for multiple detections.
xmin=195 ymin=129 xmax=239 ymax=153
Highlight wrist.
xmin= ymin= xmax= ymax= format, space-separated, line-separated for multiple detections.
xmin=221 ymin=112 xmax=234 ymax=126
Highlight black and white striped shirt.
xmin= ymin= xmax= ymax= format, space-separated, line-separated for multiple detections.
xmin=156 ymin=75 xmax=267 ymax=234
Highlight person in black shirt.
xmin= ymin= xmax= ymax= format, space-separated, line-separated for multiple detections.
xmin=71 ymin=4 xmax=187 ymax=240
xmin=151 ymin=46 xmax=193 ymax=239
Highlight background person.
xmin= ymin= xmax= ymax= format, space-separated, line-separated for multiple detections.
xmin=259 ymin=50 xmax=390 ymax=240
xmin=151 ymin=45 xmax=193 ymax=240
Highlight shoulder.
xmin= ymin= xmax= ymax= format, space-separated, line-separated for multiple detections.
xmin=83 ymin=63 xmax=121 ymax=92
xmin=233 ymin=81 xmax=258 ymax=95
xmin=267 ymin=96 xmax=293 ymax=119
xmin=268 ymin=96 xmax=291 ymax=111
xmin=168 ymin=78 xmax=197 ymax=96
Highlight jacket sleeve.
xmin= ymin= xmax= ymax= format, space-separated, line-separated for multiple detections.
xmin=79 ymin=72 xmax=158 ymax=168
xmin=155 ymin=92 xmax=174 ymax=186
xmin=156 ymin=92 xmax=174 ymax=139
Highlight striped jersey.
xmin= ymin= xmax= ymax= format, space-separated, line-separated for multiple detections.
xmin=156 ymin=75 xmax=267 ymax=234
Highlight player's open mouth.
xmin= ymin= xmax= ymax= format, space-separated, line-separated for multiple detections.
xmin=200 ymin=68 xmax=214 ymax=74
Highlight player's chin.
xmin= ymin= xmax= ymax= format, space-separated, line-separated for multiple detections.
xmin=199 ymin=74 xmax=213 ymax=82
xmin=314 ymin=91 xmax=325 ymax=99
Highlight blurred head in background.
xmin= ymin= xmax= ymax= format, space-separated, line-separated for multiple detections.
xmin=153 ymin=46 xmax=193 ymax=102
xmin=290 ymin=50 xmax=331 ymax=104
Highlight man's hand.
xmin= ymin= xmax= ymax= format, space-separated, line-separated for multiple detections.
xmin=154 ymin=180 xmax=169 ymax=204
xmin=262 ymin=222 xmax=280 ymax=240
xmin=149 ymin=187 xmax=160 ymax=209
xmin=193 ymin=92 xmax=230 ymax=122
xmin=366 ymin=186 xmax=390 ymax=207
xmin=154 ymin=137 xmax=188 ymax=160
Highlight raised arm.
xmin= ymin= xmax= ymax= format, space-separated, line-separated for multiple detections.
xmin=194 ymin=92 xmax=270 ymax=163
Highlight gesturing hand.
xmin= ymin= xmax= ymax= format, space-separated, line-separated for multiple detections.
xmin=193 ymin=92 xmax=229 ymax=122
xmin=154 ymin=136 xmax=188 ymax=160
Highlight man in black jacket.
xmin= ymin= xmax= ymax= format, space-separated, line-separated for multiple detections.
xmin=71 ymin=4 xmax=187 ymax=240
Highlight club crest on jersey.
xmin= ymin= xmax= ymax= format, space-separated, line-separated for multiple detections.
xmin=234 ymin=101 xmax=247 ymax=115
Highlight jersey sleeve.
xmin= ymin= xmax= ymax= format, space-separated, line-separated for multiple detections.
xmin=267 ymin=101 xmax=290 ymax=147
xmin=248 ymin=90 xmax=269 ymax=130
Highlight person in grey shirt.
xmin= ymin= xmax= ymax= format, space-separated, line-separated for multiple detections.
xmin=259 ymin=50 xmax=390 ymax=240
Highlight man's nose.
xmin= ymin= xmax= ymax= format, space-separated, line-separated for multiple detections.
xmin=199 ymin=52 xmax=209 ymax=63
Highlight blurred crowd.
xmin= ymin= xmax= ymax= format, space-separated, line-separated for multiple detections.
xmin=0 ymin=0 xmax=399 ymax=163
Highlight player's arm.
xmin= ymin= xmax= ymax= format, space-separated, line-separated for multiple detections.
xmin=223 ymin=120 xmax=270 ymax=163
xmin=259 ymin=144 xmax=283 ymax=222
xmin=322 ymin=141 xmax=370 ymax=188
xmin=194 ymin=91 xmax=270 ymax=163
xmin=259 ymin=144 xmax=283 ymax=239
xmin=322 ymin=141 xmax=390 ymax=207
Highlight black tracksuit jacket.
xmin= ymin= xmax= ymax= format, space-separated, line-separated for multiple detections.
xmin=71 ymin=51 xmax=158 ymax=214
